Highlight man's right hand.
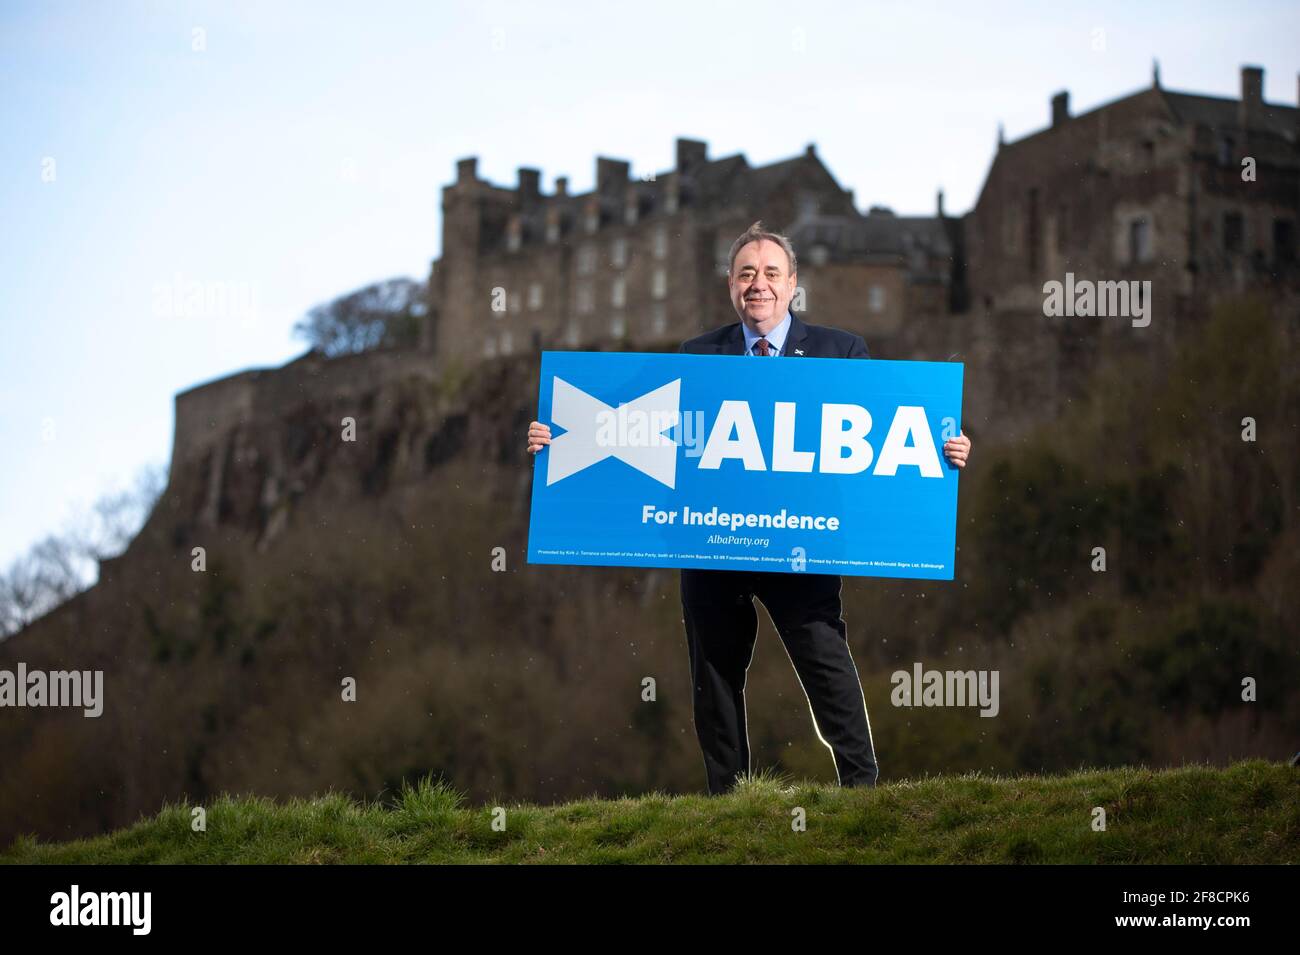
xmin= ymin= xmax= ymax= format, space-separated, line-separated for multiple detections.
xmin=526 ymin=421 xmax=551 ymax=455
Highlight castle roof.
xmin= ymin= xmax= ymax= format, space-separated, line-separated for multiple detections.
xmin=477 ymin=142 xmax=844 ymax=246
xmin=1161 ymin=89 xmax=1298 ymax=140
xmin=786 ymin=209 xmax=953 ymax=280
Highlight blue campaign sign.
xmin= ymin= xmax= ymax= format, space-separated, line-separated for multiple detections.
xmin=526 ymin=351 xmax=964 ymax=580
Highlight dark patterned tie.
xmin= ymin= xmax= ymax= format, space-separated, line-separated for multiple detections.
xmin=753 ymin=337 xmax=771 ymax=356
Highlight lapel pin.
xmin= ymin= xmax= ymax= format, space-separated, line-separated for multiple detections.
xmin=794 ymin=348 xmax=804 ymax=356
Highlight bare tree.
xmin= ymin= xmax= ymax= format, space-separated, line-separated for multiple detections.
xmin=0 ymin=462 xmax=169 ymax=639
xmin=0 ymin=557 xmax=41 ymax=635
xmin=29 ymin=535 xmax=83 ymax=602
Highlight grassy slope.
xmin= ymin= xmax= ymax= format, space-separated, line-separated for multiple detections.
xmin=3 ymin=760 xmax=1297 ymax=864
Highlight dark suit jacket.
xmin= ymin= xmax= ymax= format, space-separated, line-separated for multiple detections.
xmin=678 ymin=313 xmax=870 ymax=359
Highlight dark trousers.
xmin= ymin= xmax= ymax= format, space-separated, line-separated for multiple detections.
xmin=680 ymin=568 xmax=878 ymax=794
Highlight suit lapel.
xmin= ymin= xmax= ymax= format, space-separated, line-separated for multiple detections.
xmin=785 ymin=314 xmax=810 ymax=357
xmin=725 ymin=322 xmax=747 ymax=356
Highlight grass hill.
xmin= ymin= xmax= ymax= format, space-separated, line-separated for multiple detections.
xmin=4 ymin=760 xmax=1296 ymax=864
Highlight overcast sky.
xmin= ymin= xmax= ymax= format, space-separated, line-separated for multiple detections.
xmin=2 ymin=0 xmax=1297 ymax=568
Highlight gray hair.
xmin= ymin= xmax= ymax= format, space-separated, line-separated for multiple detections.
xmin=727 ymin=221 xmax=798 ymax=275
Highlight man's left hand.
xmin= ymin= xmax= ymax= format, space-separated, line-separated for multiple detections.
xmin=943 ymin=432 xmax=971 ymax=469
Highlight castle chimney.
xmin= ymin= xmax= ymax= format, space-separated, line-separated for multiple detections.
xmin=1051 ymin=91 xmax=1070 ymax=127
xmin=937 ymin=188 xmax=945 ymax=218
xmin=676 ymin=137 xmax=707 ymax=173
xmin=518 ymin=167 xmax=540 ymax=203
xmin=456 ymin=157 xmax=478 ymax=183
xmin=596 ymin=157 xmax=630 ymax=195
xmin=1239 ymin=65 xmax=1263 ymax=128
xmin=805 ymin=143 xmax=817 ymax=158
xmin=555 ymin=176 xmax=568 ymax=197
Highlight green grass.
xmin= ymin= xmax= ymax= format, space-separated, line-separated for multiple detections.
xmin=4 ymin=760 xmax=1297 ymax=864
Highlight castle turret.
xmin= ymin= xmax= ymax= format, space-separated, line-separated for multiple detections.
xmin=435 ymin=157 xmax=485 ymax=364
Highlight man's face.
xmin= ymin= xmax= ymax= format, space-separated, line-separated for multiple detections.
xmin=728 ymin=239 xmax=797 ymax=335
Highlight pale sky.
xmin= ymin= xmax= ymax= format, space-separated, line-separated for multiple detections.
xmin=2 ymin=0 xmax=1297 ymax=568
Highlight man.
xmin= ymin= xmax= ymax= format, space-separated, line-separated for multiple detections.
xmin=527 ymin=221 xmax=971 ymax=794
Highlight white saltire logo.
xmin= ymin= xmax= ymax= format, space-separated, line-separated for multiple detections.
xmin=547 ymin=378 xmax=681 ymax=488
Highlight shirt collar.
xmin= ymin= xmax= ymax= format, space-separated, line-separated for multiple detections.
xmin=741 ymin=310 xmax=793 ymax=356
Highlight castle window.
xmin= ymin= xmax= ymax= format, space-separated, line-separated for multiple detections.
xmin=651 ymin=268 xmax=668 ymax=300
xmin=651 ymin=303 xmax=667 ymax=336
xmin=546 ymin=218 xmax=560 ymax=243
xmin=809 ymin=245 xmax=829 ymax=267
xmin=507 ymin=227 xmax=521 ymax=253
xmin=509 ymin=291 xmax=521 ymax=314
xmin=1223 ymin=212 xmax=1244 ymax=253
xmin=625 ymin=196 xmax=639 ymax=226
xmin=715 ymin=234 xmax=731 ymax=274
xmin=653 ymin=226 xmax=668 ymax=259
xmin=565 ymin=320 xmax=580 ymax=347
xmin=1026 ymin=188 xmax=1040 ymax=272
xmin=610 ymin=238 xmax=628 ymax=268
xmin=577 ymin=244 xmax=596 ymax=275
xmin=1217 ymin=135 xmax=1235 ymax=167
xmin=1128 ymin=217 xmax=1152 ymax=264
xmin=527 ymin=283 xmax=543 ymax=310
xmin=868 ymin=286 xmax=886 ymax=314
xmin=610 ymin=314 xmax=625 ymax=338
xmin=499 ymin=331 xmax=513 ymax=356
xmin=483 ymin=337 xmax=498 ymax=358
xmin=1003 ymin=200 xmax=1022 ymax=254
xmin=585 ymin=205 xmax=600 ymax=233
xmin=1274 ymin=218 xmax=1296 ymax=264
xmin=576 ymin=282 xmax=594 ymax=314
xmin=611 ymin=277 xmax=626 ymax=308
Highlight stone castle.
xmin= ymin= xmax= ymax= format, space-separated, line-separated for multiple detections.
xmin=428 ymin=139 xmax=961 ymax=367
xmin=174 ymin=64 xmax=1298 ymax=489
xmin=425 ymin=64 xmax=1297 ymax=367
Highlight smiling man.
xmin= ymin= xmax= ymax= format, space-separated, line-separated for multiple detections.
xmin=527 ymin=221 xmax=971 ymax=794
